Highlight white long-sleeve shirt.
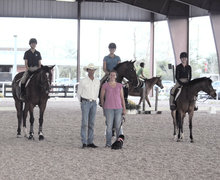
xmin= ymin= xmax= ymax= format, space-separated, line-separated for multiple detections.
xmin=77 ymin=76 xmax=100 ymax=101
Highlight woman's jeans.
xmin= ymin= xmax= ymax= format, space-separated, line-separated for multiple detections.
xmin=81 ymin=100 xmax=97 ymax=145
xmin=104 ymin=109 xmax=123 ymax=146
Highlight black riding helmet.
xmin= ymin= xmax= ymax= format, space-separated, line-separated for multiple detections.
xmin=29 ymin=38 xmax=37 ymax=45
xmin=140 ymin=62 xmax=145 ymax=67
xmin=108 ymin=43 xmax=116 ymax=49
xmin=180 ymin=52 xmax=188 ymax=58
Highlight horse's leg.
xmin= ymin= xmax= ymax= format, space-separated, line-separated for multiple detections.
xmin=171 ymin=110 xmax=177 ymax=140
xmin=189 ymin=111 xmax=194 ymax=143
xmin=23 ymin=104 xmax=29 ymax=138
xmin=15 ymin=100 xmax=22 ymax=137
xmin=177 ymin=112 xmax=185 ymax=141
xmin=138 ymin=96 xmax=143 ymax=106
xmin=28 ymin=104 xmax=35 ymax=140
xmin=38 ymin=103 xmax=46 ymax=141
xmin=177 ymin=111 xmax=182 ymax=142
xmin=145 ymin=95 xmax=151 ymax=107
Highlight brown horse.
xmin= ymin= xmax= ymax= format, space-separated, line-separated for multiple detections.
xmin=12 ymin=65 xmax=54 ymax=140
xmin=171 ymin=77 xmax=216 ymax=143
xmin=126 ymin=76 xmax=164 ymax=106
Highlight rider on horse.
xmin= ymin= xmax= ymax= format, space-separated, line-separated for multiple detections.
xmin=170 ymin=52 xmax=196 ymax=111
xmin=20 ymin=38 xmax=42 ymax=100
xmin=100 ymin=43 xmax=121 ymax=86
xmin=134 ymin=62 xmax=147 ymax=92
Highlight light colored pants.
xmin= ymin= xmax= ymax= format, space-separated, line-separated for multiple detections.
xmin=80 ymin=100 xmax=97 ymax=145
xmin=169 ymin=78 xmax=188 ymax=106
xmin=21 ymin=66 xmax=39 ymax=84
xmin=104 ymin=109 xmax=123 ymax=146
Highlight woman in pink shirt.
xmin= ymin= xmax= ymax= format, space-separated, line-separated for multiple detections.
xmin=100 ymin=70 xmax=126 ymax=147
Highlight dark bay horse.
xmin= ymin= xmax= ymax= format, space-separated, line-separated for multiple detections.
xmin=12 ymin=65 xmax=54 ymax=140
xmin=171 ymin=77 xmax=216 ymax=142
xmin=126 ymin=76 xmax=164 ymax=106
xmin=99 ymin=60 xmax=138 ymax=106
xmin=113 ymin=60 xmax=138 ymax=86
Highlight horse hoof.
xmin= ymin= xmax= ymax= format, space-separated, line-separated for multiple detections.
xmin=28 ymin=135 xmax=35 ymax=140
xmin=39 ymin=135 xmax=44 ymax=141
xmin=17 ymin=134 xmax=22 ymax=138
xmin=177 ymin=139 xmax=180 ymax=142
xmin=191 ymin=140 xmax=194 ymax=143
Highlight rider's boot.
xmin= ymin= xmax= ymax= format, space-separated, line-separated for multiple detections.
xmin=169 ymin=94 xmax=176 ymax=111
xmin=20 ymin=83 xmax=25 ymax=101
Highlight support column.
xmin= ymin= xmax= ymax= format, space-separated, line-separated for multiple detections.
xmin=167 ymin=17 xmax=189 ymax=65
xmin=149 ymin=13 xmax=155 ymax=78
xmin=149 ymin=13 xmax=155 ymax=97
xmin=210 ymin=12 xmax=220 ymax=78
xmin=77 ymin=0 xmax=82 ymax=82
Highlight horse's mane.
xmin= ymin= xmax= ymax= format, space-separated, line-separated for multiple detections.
xmin=189 ymin=77 xmax=212 ymax=85
xmin=113 ymin=61 xmax=129 ymax=71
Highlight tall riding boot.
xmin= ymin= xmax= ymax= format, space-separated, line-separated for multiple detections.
xmin=20 ymin=83 xmax=25 ymax=100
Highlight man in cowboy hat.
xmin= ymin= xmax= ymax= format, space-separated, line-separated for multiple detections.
xmin=77 ymin=63 xmax=100 ymax=148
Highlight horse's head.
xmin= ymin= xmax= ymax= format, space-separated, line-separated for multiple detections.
xmin=155 ymin=76 xmax=164 ymax=89
xmin=38 ymin=65 xmax=55 ymax=94
xmin=202 ymin=78 xmax=217 ymax=98
xmin=114 ymin=60 xmax=138 ymax=86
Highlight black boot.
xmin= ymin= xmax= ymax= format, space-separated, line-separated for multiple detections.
xmin=20 ymin=83 xmax=25 ymax=100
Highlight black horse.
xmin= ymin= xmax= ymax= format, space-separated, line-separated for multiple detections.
xmin=12 ymin=65 xmax=54 ymax=140
xmin=171 ymin=77 xmax=216 ymax=142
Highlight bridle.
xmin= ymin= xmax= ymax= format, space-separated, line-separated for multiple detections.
xmin=36 ymin=70 xmax=52 ymax=93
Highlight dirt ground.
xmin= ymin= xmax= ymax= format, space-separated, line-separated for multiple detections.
xmin=0 ymin=98 xmax=220 ymax=180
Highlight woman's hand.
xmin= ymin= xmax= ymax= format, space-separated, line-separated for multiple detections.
xmin=122 ymin=109 xmax=126 ymax=115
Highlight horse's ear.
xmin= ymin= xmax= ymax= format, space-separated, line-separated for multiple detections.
xmin=133 ymin=60 xmax=136 ymax=63
xmin=49 ymin=65 xmax=55 ymax=70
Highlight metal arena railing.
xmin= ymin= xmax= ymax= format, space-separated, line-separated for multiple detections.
xmin=0 ymin=81 xmax=79 ymax=98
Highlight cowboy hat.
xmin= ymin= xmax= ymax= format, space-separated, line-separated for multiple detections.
xmin=83 ymin=63 xmax=98 ymax=71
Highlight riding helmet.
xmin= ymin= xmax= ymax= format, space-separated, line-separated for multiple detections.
xmin=140 ymin=62 xmax=145 ymax=67
xmin=29 ymin=38 xmax=37 ymax=45
xmin=180 ymin=52 xmax=188 ymax=58
xmin=108 ymin=43 xmax=116 ymax=49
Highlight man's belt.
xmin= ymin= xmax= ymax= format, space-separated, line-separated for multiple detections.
xmin=81 ymin=97 xmax=96 ymax=102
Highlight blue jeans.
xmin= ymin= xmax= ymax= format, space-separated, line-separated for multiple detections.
xmin=104 ymin=109 xmax=123 ymax=146
xmin=81 ymin=100 xmax=97 ymax=145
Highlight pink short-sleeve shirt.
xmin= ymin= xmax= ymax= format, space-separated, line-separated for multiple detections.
xmin=102 ymin=82 xmax=123 ymax=109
